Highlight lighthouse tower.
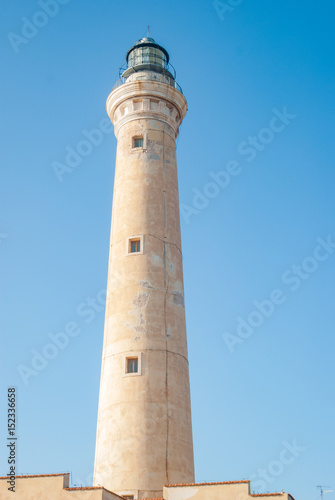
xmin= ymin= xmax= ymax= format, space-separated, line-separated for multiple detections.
xmin=93 ymin=37 xmax=195 ymax=498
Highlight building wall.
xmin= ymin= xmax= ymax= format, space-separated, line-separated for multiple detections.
xmin=0 ymin=475 xmax=294 ymax=500
xmin=164 ymin=482 xmax=293 ymax=500
xmin=0 ymin=474 xmax=121 ymax=500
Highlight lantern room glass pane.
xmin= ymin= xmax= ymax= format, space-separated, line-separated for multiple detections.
xmin=128 ymin=46 xmax=167 ymax=69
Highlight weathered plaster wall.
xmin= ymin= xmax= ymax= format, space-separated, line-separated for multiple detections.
xmin=93 ymin=80 xmax=194 ymax=498
xmin=0 ymin=474 xmax=121 ymax=500
xmin=164 ymin=481 xmax=293 ymax=500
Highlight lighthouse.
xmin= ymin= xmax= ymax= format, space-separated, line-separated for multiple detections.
xmin=0 ymin=34 xmax=295 ymax=500
xmin=93 ymin=37 xmax=195 ymax=498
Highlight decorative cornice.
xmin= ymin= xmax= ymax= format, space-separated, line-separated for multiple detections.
xmin=106 ymin=80 xmax=187 ymax=138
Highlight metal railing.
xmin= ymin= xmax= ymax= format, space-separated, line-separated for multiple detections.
xmin=120 ymin=57 xmax=177 ymax=79
xmin=112 ymin=78 xmax=126 ymax=91
xmin=111 ymin=76 xmax=183 ymax=94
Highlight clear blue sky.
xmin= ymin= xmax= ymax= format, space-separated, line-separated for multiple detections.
xmin=1 ymin=1 xmax=334 ymax=499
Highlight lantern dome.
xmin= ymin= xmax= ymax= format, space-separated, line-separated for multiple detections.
xmin=122 ymin=37 xmax=175 ymax=79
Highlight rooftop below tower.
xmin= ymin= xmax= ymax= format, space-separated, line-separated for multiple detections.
xmin=0 ymin=474 xmax=296 ymax=500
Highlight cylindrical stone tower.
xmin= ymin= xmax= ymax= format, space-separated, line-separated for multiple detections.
xmin=93 ymin=37 xmax=194 ymax=499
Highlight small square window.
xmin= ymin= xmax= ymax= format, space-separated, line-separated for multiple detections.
xmin=123 ymin=352 xmax=141 ymax=377
xmin=133 ymin=137 xmax=143 ymax=148
xmin=127 ymin=358 xmax=138 ymax=374
xmin=131 ymin=240 xmax=140 ymax=253
xmin=127 ymin=236 xmax=143 ymax=255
